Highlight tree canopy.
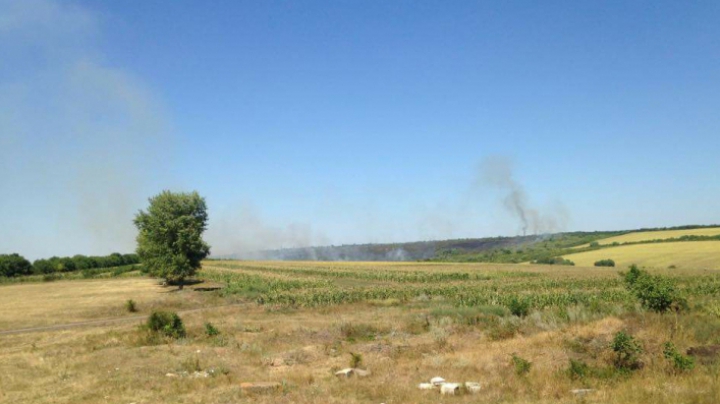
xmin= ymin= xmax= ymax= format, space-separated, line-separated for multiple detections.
xmin=134 ymin=190 xmax=210 ymax=288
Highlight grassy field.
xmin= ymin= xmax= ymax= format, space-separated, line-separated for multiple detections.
xmin=1 ymin=261 xmax=720 ymax=403
xmin=563 ymin=241 xmax=720 ymax=269
xmin=580 ymin=227 xmax=720 ymax=247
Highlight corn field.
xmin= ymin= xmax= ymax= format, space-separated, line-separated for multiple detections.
xmin=201 ymin=260 xmax=720 ymax=310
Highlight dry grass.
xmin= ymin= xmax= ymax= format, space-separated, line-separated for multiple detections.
xmin=1 ymin=264 xmax=719 ymax=403
xmin=563 ymin=241 xmax=720 ymax=269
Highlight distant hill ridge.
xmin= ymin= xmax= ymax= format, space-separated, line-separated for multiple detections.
xmin=217 ymin=225 xmax=720 ymax=262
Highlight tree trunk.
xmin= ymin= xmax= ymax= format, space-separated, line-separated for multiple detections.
xmin=178 ymin=278 xmax=184 ymax=290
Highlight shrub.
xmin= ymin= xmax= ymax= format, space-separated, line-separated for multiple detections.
xmin=508 ymin=296 xmax=530 ymax=317
xmin=663 ymin=342 xmax=694 ymax=372
xmin=125 ymin=299 xmax=137 ymax=313
xmin=610 ymin=331 xmax=643 ymax=370
xmin=146 ymin=311 xmax=186 ymax=338
xmin=594 ymin=259 xmax=615 ymax=267
xmin=512 ymin=354 xmax=531 ymax=376
xmin=589 ymin=241 xmax=600 ymax=248
xmin=204 ymin=322 xmax=220 ymax=336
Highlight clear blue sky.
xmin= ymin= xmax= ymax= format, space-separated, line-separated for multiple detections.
xmin=1 ymin=0 xmax=719 ymax=259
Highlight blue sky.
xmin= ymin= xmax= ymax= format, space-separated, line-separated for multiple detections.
xmin=1 ymin=0 xmax=719 ymax=259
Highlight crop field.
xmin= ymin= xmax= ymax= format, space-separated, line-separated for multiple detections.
xmin=563 ymin=241 xmax=720 ymax=269
xmin=2 ymin=261 xmax=720 ymax=403
xmin=581 ymin=227 xmax=720 ymax=247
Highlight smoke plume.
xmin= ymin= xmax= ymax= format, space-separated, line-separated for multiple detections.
xmin=477 ymin=156 xmax=569 ymax=235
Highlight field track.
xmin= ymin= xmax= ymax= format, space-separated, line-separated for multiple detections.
xmin=0 ymin=302 xmax=246 ymax=337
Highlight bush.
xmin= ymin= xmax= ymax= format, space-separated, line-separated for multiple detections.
xmin=610 ymin=331 xmax=643 ymax=370
xmin=621 ymin=265 xmax=686 ymax=313
xmin=594 ymin=259 xmax=615 ymax=267
xmin=125 ymin=299 xmax=138 ymax=313
xmin=146 ymin=311 xmax=185 ymax=338
xmin=533 ymin=256 xmax=575 ymax=266
xmin=508 ymin=296 xmax=530 ymax=317
xmin=204 ymin=322 xmax=220 ymax=336
xmin=663 ymin=342 xmax=695 ymax=372
xmin=512 ymin=354 xmax=531 ymax=376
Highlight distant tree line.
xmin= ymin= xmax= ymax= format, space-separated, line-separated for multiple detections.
xmin=0 ymin=252 xmax=139 ymax=278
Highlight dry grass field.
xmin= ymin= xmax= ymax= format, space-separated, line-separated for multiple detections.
xmin=563 ymin=241 xmax=720 ymax=269
xmin=578 ymin=227 xmax=720 ymax=247
xmin=1 ymin=261 xmax=720 ymax=403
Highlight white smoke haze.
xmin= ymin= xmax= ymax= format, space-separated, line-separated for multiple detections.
xmin=477 ymin=156 xmax=570 ymax=236
xmin=206 ymin=203 xmax=330 ymax=258
xmin=0 ymin=0 xmax=171 ymax=260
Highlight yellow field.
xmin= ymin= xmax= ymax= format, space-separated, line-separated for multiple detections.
xmin=587 ymin=227 xmax=720 ymax=246
xmin=563 ymin=240 xmax=720 ymax=269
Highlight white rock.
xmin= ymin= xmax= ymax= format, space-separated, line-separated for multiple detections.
xmin=335 ymin=368 xmax=354 ymax=378
xmin=440 ymin=383 xmax=461 ymax=395
xmin=430 ymin=376 xmax=446 ymax=386
xmin=571 ymin=389 xmax=595 ymax=396
xmin=418 ymin=383 xmax=434 ymax=390
xmin=335 ymin=368 xmax=371 ymax=378
xmin=465 ymin=382 xmax=482 ymax=394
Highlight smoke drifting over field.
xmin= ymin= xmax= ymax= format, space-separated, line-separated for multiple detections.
xmin=0 ymin=0 xmax=170 ymax=259
xmin=477 ymin=156 xmax=569 ymax=236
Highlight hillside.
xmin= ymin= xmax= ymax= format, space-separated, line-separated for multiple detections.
xmin=577 ymin=227 xmax=720 ymax=247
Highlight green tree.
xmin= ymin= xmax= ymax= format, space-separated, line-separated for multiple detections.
xmin=0 ymin=254 xmax=33 ymax=277
xmin=134 ymin=191 xmax=210 ymax=289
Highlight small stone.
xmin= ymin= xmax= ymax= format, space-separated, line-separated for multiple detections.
xmin=441 ymin=383 xmax=461 ymax=395
xmin=430 ymin=376 xmax=445 ymax=386
xmin=465 ymin=382 xmax=481 ymax=394
xmin=165 ymin=373 xmax=178 ymax=378
xmin=571 ymin=389 xmax=595 ymax=396
xmin=240 ymin=382 xmax=282 ymax=394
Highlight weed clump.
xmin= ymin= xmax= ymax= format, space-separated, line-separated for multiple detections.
xmin=567 ymin=358 xmax=590 ymax=380
xmin=125 ymin=299 xmax=137 ymax=313
xmin=349 ymin=352 xmax=363 ymax=368
xmin=512 ymin=354 xmax=531 ymax=376
xmin=508 ymin=296 xmax=530 ymax=317
xmin=146 ymin=311 xmax=186 ymax=338
xmin=204 ymin=322 xmax=220 ymax=336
